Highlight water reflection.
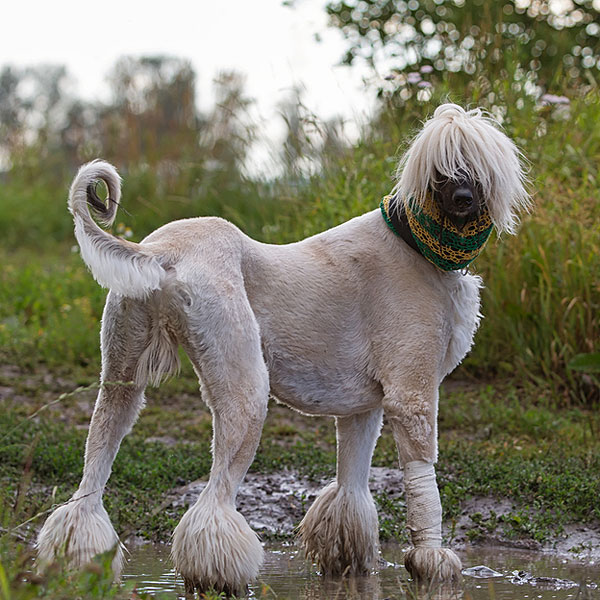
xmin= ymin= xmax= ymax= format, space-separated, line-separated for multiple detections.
xmin=121 ymin=542 xmax=598 ymax=599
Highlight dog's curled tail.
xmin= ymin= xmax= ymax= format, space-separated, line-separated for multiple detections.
xmin=69 ymin=160 xmax=167 ymax=299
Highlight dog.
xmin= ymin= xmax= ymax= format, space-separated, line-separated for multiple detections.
xmin=37 ymin=103 xmax=529 ymax=595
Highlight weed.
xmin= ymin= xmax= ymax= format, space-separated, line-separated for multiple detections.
xmin=374 ymin=492 xmax=409 ymax=544
xmin=466 ymin=511 xmax=501 ymax=542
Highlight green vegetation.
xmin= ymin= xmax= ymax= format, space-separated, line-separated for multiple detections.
xmin=1 ymin=377 xmax=598 ymax=596
xmin=1 ymin=83 xmax=599 ymax=400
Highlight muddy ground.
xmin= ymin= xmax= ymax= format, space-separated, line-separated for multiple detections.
xmin=2 ymin=364 xmax=599 ymax=564
xmin=150 ymin=466 xmax=600 ymax=562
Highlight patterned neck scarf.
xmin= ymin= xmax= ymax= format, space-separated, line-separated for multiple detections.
xmin=381 ymin=194 xmax=494 ymax=272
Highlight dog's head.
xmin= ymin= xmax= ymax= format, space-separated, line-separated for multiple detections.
xmin=394 ymin=103 xmax=531 ymax=234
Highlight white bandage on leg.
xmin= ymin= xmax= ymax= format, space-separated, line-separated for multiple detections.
xmin=404 ymin=460 xmax=442 ymax=548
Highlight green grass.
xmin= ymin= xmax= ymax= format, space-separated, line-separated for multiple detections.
xmin=0 ymin=252 xmax=106 ymax=372
xmin=0 ymin=378 xmax=598 ymax=596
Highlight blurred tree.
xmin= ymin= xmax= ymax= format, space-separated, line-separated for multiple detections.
xmin=280 ymin=87 xmax=311 ymax=175
xmin=319 ymin=116 xmax=351 ymax=169
xmin=0 ymin=55 xmax=263 ymax=188
xmin=26 ymin=65 xmax=72 ymax=146
xmin=327 ymin=0 xmax=600 ymax=94
xmin=0 ymin=65 xmax=76 ymax=166
xmin=0 ymin=67 xmax=24 ymax=156
xmin=279 ymin=86 xmax=350 ymax=177
xmin=59 ymin=100 xmax=99 ymax=164
xmin=101 ymin=55 xmax=199 ymax=165
xmin=201 ymin=71 xmax=256 ymax=174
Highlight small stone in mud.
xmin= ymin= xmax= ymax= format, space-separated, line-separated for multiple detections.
xmin=509 ymin=570 xmax=579 ymax=590
xmin=462 ymin=564 xmax=503 ymax=578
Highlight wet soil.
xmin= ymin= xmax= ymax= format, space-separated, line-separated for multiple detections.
xmin=2 ymin=364 xmax=599 ymax=564
xmin=148 ymin=466 xmax=600 ymax=563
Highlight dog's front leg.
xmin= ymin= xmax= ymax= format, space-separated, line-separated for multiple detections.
xmin=383 ymin=382 xmax=461 ymax=586
xmin=298 ymin=408 xmax=383 ymax=575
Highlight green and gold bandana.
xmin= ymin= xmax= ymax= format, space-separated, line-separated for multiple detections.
xmin=381 ymin=194 xmax=494 ymax=272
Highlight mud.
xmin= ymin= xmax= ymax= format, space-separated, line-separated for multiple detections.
xmin=2 ymin=365 xmax=598 ymax=564
xmin=153 ymin=466 xmax=600 ymax=563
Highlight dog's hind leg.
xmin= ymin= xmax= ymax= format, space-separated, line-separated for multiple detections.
xmin=37 ymin=292 xmax=167 ymax=578
xmin=171 ymin=289 xmax=269 ymax=597
xmin=298 ymin=408 xmax=383 ymax=575
xmin=383 ymin=379 xmax=462 ymax=586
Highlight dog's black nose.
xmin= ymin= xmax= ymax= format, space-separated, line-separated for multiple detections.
xmin=452 ymin=188 xmax=474 ymax=210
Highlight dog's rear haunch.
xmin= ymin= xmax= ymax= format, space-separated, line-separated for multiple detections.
xmin=37 ymin=104 xmax=529 ymax=595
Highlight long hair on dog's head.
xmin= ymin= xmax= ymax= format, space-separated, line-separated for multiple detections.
xmin=394 ymin=103 xmax=531 ymax=234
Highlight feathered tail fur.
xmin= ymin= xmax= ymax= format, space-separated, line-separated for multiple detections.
xmin=69 ymin=160 xmax=166 ymax=298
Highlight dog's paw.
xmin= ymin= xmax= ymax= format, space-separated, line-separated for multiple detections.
xmin=298 ymin=481 xmax=379 ymax=576
xmin=172 ymin=496 xmax=263 ymax=596
xmin=37 ymin=499 xmax=123 ymax=578
xmin=404 ymin=546 xmax=462 ymax=584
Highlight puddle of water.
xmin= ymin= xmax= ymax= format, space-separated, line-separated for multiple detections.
xmin=121 ymin=542 xmax=599 ymax=599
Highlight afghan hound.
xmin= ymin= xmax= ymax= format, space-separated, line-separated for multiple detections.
xmin=37 ymin=103 xmax=529 ymax=595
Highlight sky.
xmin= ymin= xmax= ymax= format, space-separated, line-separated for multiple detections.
xmin=1 ymin=0 xmax=377 ymax=169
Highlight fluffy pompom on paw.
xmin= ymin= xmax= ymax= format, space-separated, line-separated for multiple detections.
xmin=404 ymin=547 xmax=462 ymax=584
xmin=171 ymin=498 xmax=263 ymax=596
xmin=298 ymin=481 xmax=379 ymax=576
xmin=37 ymin=499 xmax=124 ymax=578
